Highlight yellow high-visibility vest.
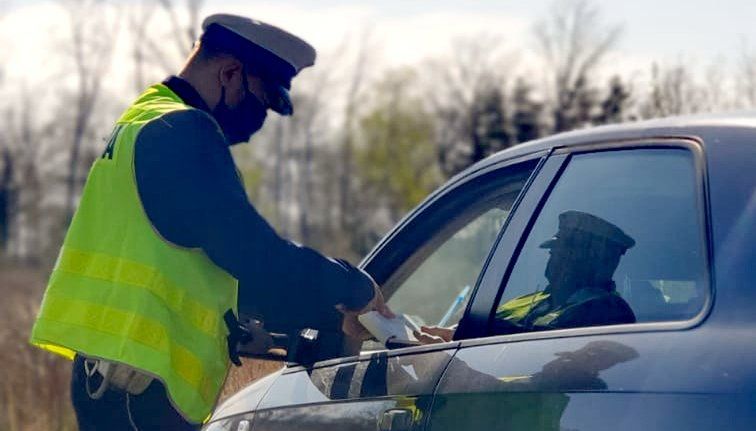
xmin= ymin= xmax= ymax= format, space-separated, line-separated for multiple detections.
xmin=30 ymin=83 xmax=238 ymax=423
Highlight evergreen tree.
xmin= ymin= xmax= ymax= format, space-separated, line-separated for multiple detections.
xmin=535 ymin=0 xmax=622 ymax=133
xmin=470 ymin=85 xmax=513 ymax=163
xmin=573 ymin=76 xmax=600 ymax=127
xmin=511 ymin=78 xmax=544 ymax=144
xmin=596 ymin=75 xmax=631 ymax=124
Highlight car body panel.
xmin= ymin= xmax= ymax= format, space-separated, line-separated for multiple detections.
xmin=207 ymin=369 xmax=283 ymax=423
xmin=251 ymin=348 xmax=457 ymax=431
xmin=430 ymin=326 xmax=756 ymax=430
xmin=702 ymin=129 xmax=756 ymax=328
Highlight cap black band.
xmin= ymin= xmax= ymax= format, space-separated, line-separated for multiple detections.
xmin=201 ymin=24 xmax=295 ymax=89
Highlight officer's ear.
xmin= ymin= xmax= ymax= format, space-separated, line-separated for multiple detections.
xmin=217 ymin=58 xmax=244 ymax=91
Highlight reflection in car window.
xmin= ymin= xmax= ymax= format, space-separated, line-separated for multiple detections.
xmin=493 ymin=149 xmax=706 ymax=335
xmin=380 ymin=163 xmax=537 ymax=338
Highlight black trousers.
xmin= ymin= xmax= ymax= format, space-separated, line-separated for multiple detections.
xmin=71 ymin=355 xmax=200 ymax=431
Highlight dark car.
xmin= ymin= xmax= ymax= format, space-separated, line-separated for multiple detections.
xmin=203 ymin=114 xmax=756 ymax=431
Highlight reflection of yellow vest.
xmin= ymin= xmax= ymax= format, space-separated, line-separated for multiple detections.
xmin=30 ymin=84 xmax=238 ymax=423
xmin=496 ymin=288 xmax=621 ymax=328
xmin=496 ymin=291 xmax=550 ymax=324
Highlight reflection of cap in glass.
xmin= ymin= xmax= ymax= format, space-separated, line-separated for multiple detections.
xmin=201 ymin=14 xmax=317 ymax=115
xmin=540 ymin=210 xmax=636 ymax=251
xmin=554 ymin=340 xmax=639 ymax=364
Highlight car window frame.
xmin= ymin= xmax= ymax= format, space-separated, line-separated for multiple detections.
xmin=375 ymin=164 xmax=544 ymax=320
xmin=359 ymin=151 xmax=548 ymax=286
xmin=282 ymin=151 xmax=549 ymax=373
xmin=457 ymin=138 xmax=714 ymax=346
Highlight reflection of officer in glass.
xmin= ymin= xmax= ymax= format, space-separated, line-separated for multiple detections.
xmin=495 ymin=210 xmax=636 ymax=334
xmin=525 ymin=340 xmax=639 ymax=390
xmin=428 ymin=341 xmax=639 ymax=431
xmin=416 ymin=210 xmax=636 ymax=343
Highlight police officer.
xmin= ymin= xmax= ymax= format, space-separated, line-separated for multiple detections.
xmin=30 ymin=14 xmax=390 ymax=430
xmin=415 ymin=210 xmax=636 ymax=343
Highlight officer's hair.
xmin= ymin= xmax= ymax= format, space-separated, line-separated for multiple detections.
xmin=193 ymin=38 xmax=233 ymax=63
xmin=195 ymin=25 xmax=254 ymax=66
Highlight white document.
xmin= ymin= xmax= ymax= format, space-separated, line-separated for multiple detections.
xmin=358 ymin=311 xmax=421 ymax=344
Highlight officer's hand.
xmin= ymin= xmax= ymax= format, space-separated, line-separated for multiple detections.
xmin=337 ymin=283 xmax=394 ymax=340
xmin=413 ymin=325 xmax=455 ymax=344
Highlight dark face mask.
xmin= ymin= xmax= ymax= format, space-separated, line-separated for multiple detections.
xmin=212 ymin=74 xmax=268 ymax=145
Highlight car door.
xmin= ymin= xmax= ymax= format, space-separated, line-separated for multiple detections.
xmin=427 ymin=140 xmax=756 ymax=430
xmin=227 ymin=154 xmax=546 ymax=431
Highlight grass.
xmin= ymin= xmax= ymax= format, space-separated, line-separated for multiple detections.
xmin=0 ymin=265 xmax=282 ymax=431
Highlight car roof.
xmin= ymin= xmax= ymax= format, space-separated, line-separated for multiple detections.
xmin=474 ymin=111 xmax=756 ymax=171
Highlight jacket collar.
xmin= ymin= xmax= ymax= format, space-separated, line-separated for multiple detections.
xmin=162 ymin=76 xmax=212 ymax=113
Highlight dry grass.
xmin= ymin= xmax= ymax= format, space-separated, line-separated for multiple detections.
xmin=0 ymin=266 xmax=75 ymax=431
xmin=0 ymin=265 xmax=282 ymax=430
xmin=222 ymin=359 xmax=283 ymax=401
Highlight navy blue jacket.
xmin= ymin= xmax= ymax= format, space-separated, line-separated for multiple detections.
xmin=132 ymin=77 xmax=374 ymax=329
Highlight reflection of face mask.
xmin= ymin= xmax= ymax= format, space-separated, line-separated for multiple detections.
xmin=212 ymin=78 xmax=268 ymax=145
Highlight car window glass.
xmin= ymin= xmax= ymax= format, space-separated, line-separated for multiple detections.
xmin=492 ymin=149 xmax=706 ymax=336
xmin=367 ymin=162 xmax=537 ymax=348
xmin=387 ymin=206 xmax=510 ymax=327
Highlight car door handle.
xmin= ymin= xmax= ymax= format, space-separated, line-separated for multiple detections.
xmin=378 ymin=408 xmax=413 ymax=431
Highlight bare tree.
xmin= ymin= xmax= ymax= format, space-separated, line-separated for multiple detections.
xmin=701 ymin=61 xmax=735 ymax=112
xmin=0 ymin=82 xmax=60 ymax=264
xmin=737 ymin=41 xmax=756 ymax=109
xmin=0 ymin=126 xmax=13 ymax=257
xmin=0 ymin=3 xmax=9 ymax=254
xmin=159 ymin=0 xmax=203 ymax=54
xmin=534 ymin=0 xmax=622 ymax=132
xmin=337 ymin=29 xmax=374 ymax=236
xmin=59 ymin=0 xmax=119 ymax=221
xmin=136 ymin=0 xmax=205 ymax=80
xmin=231 ymin=34 xmax=377 ymax=257
xmin=271 ymin=116 xmax=288 ymax=235
xmin=639 ymin=62 xmax=706 ymax=119
xmin=289 ymin=69 xmax=332 ymax=244
xmin=128 ymin=1 xmax=158 ymax=93
xmin=425 ymin=34 xmax=516 ymax=176
xmin=260 ymin=73 xmax=332 ymax=246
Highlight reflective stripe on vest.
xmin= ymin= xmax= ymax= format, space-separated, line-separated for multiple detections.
xmin=30 ymin=83 xmax=238 ymax=423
